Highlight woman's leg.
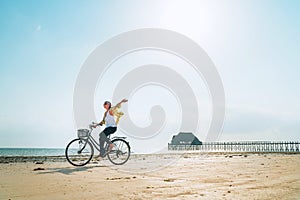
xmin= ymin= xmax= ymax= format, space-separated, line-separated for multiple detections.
xmin=104 ymin=127 xmax=117 ymax=138
xmin=99 ymin=127 xmax=117 ymax=156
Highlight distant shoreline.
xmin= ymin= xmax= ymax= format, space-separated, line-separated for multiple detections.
xmin=1 ymin=151 xmax=299 ymax=164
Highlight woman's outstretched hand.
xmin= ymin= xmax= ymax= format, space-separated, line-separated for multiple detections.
xmin=116 ymin=99 xmax=128 ymax=107
xmin=121 ymin=99 xmax=128 ymax=103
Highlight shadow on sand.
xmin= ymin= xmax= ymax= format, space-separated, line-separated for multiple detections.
xmin=36 ymin=164 xmax=107 ymax=175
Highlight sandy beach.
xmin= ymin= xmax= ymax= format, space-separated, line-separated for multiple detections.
xmin=1 ymin=153 xmax=299 ymax=200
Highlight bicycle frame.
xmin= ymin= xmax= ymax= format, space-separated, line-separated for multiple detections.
xmin=79 ymin=128 xmax=127 ymax=153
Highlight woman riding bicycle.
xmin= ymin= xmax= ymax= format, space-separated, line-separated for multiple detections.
xmin=93 ymin=98 xmax=128 ymax=157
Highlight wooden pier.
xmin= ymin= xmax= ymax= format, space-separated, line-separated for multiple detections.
xmin=168 ymin=141 xmax=300 ymax=152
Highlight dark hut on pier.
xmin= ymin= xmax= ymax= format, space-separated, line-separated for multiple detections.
xmin=170 ymin=132 xmax=202 ymax=145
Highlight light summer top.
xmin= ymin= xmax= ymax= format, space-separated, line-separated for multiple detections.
xmin=105 ymin=110 xmax=117 ymax=127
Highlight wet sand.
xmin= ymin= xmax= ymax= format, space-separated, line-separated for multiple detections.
xmin=1 ymin=153 xmax=299 ymax=200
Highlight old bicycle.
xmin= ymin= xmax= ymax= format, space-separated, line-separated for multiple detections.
xmin=65 ymin=122 xmax=130 ymax=166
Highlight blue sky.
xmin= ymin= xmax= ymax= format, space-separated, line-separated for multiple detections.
xmin=0 ymin=0 xmax=299 ymax=149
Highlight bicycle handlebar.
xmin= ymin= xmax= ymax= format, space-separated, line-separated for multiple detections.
xmin=89 ymin=122 xmax=102 ymax=129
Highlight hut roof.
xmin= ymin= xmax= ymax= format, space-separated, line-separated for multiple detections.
xmin=170 ymin=132 xmax=202 ymax=145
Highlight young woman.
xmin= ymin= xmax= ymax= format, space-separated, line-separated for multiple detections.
xmin=93 ymin=98 xmax=128 ymax=157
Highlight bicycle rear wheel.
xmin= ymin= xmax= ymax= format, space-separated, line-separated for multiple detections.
xmin=65 ymin=138 xmax=94 ymax=166
xmin=107 ymin=138 xmax=130 ymax=165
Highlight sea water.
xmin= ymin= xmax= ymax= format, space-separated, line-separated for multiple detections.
xmin=0 ymin=148 xmax=65 ymax=157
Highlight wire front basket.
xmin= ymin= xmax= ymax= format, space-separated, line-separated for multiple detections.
xmin=77 ymin=129 xmax=89 ymax=138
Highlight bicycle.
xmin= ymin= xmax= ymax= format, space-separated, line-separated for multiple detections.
xmin=65 ymin=122 xmax=131 ymax=166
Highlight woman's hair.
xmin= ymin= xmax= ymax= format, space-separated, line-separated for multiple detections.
xmin=104 ymin=101 xmax=111 ymax=109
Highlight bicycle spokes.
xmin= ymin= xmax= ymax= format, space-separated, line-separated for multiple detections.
xmin=65 ymin=139 xmax=94 ymax=166
xmin=107 ymin=139 xmax=130 ymax=165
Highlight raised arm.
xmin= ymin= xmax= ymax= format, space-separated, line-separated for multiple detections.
xmin=109 ymin=99 xmax=128 ymax=116
xmin=114 ymin=99 xmax=128 ymax=108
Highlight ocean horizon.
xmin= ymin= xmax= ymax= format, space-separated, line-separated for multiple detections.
xmin=0 ymin=148 xmax=66 ymax=157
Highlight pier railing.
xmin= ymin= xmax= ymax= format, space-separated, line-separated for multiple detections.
xmin=168 ymin=141 xmax=300 ymax=152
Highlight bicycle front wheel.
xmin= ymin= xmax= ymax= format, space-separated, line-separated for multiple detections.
xmin=65 ymin=138 xmax=94 ymax=166
xmin=107 ymin=138 xmax=131 ymax=165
